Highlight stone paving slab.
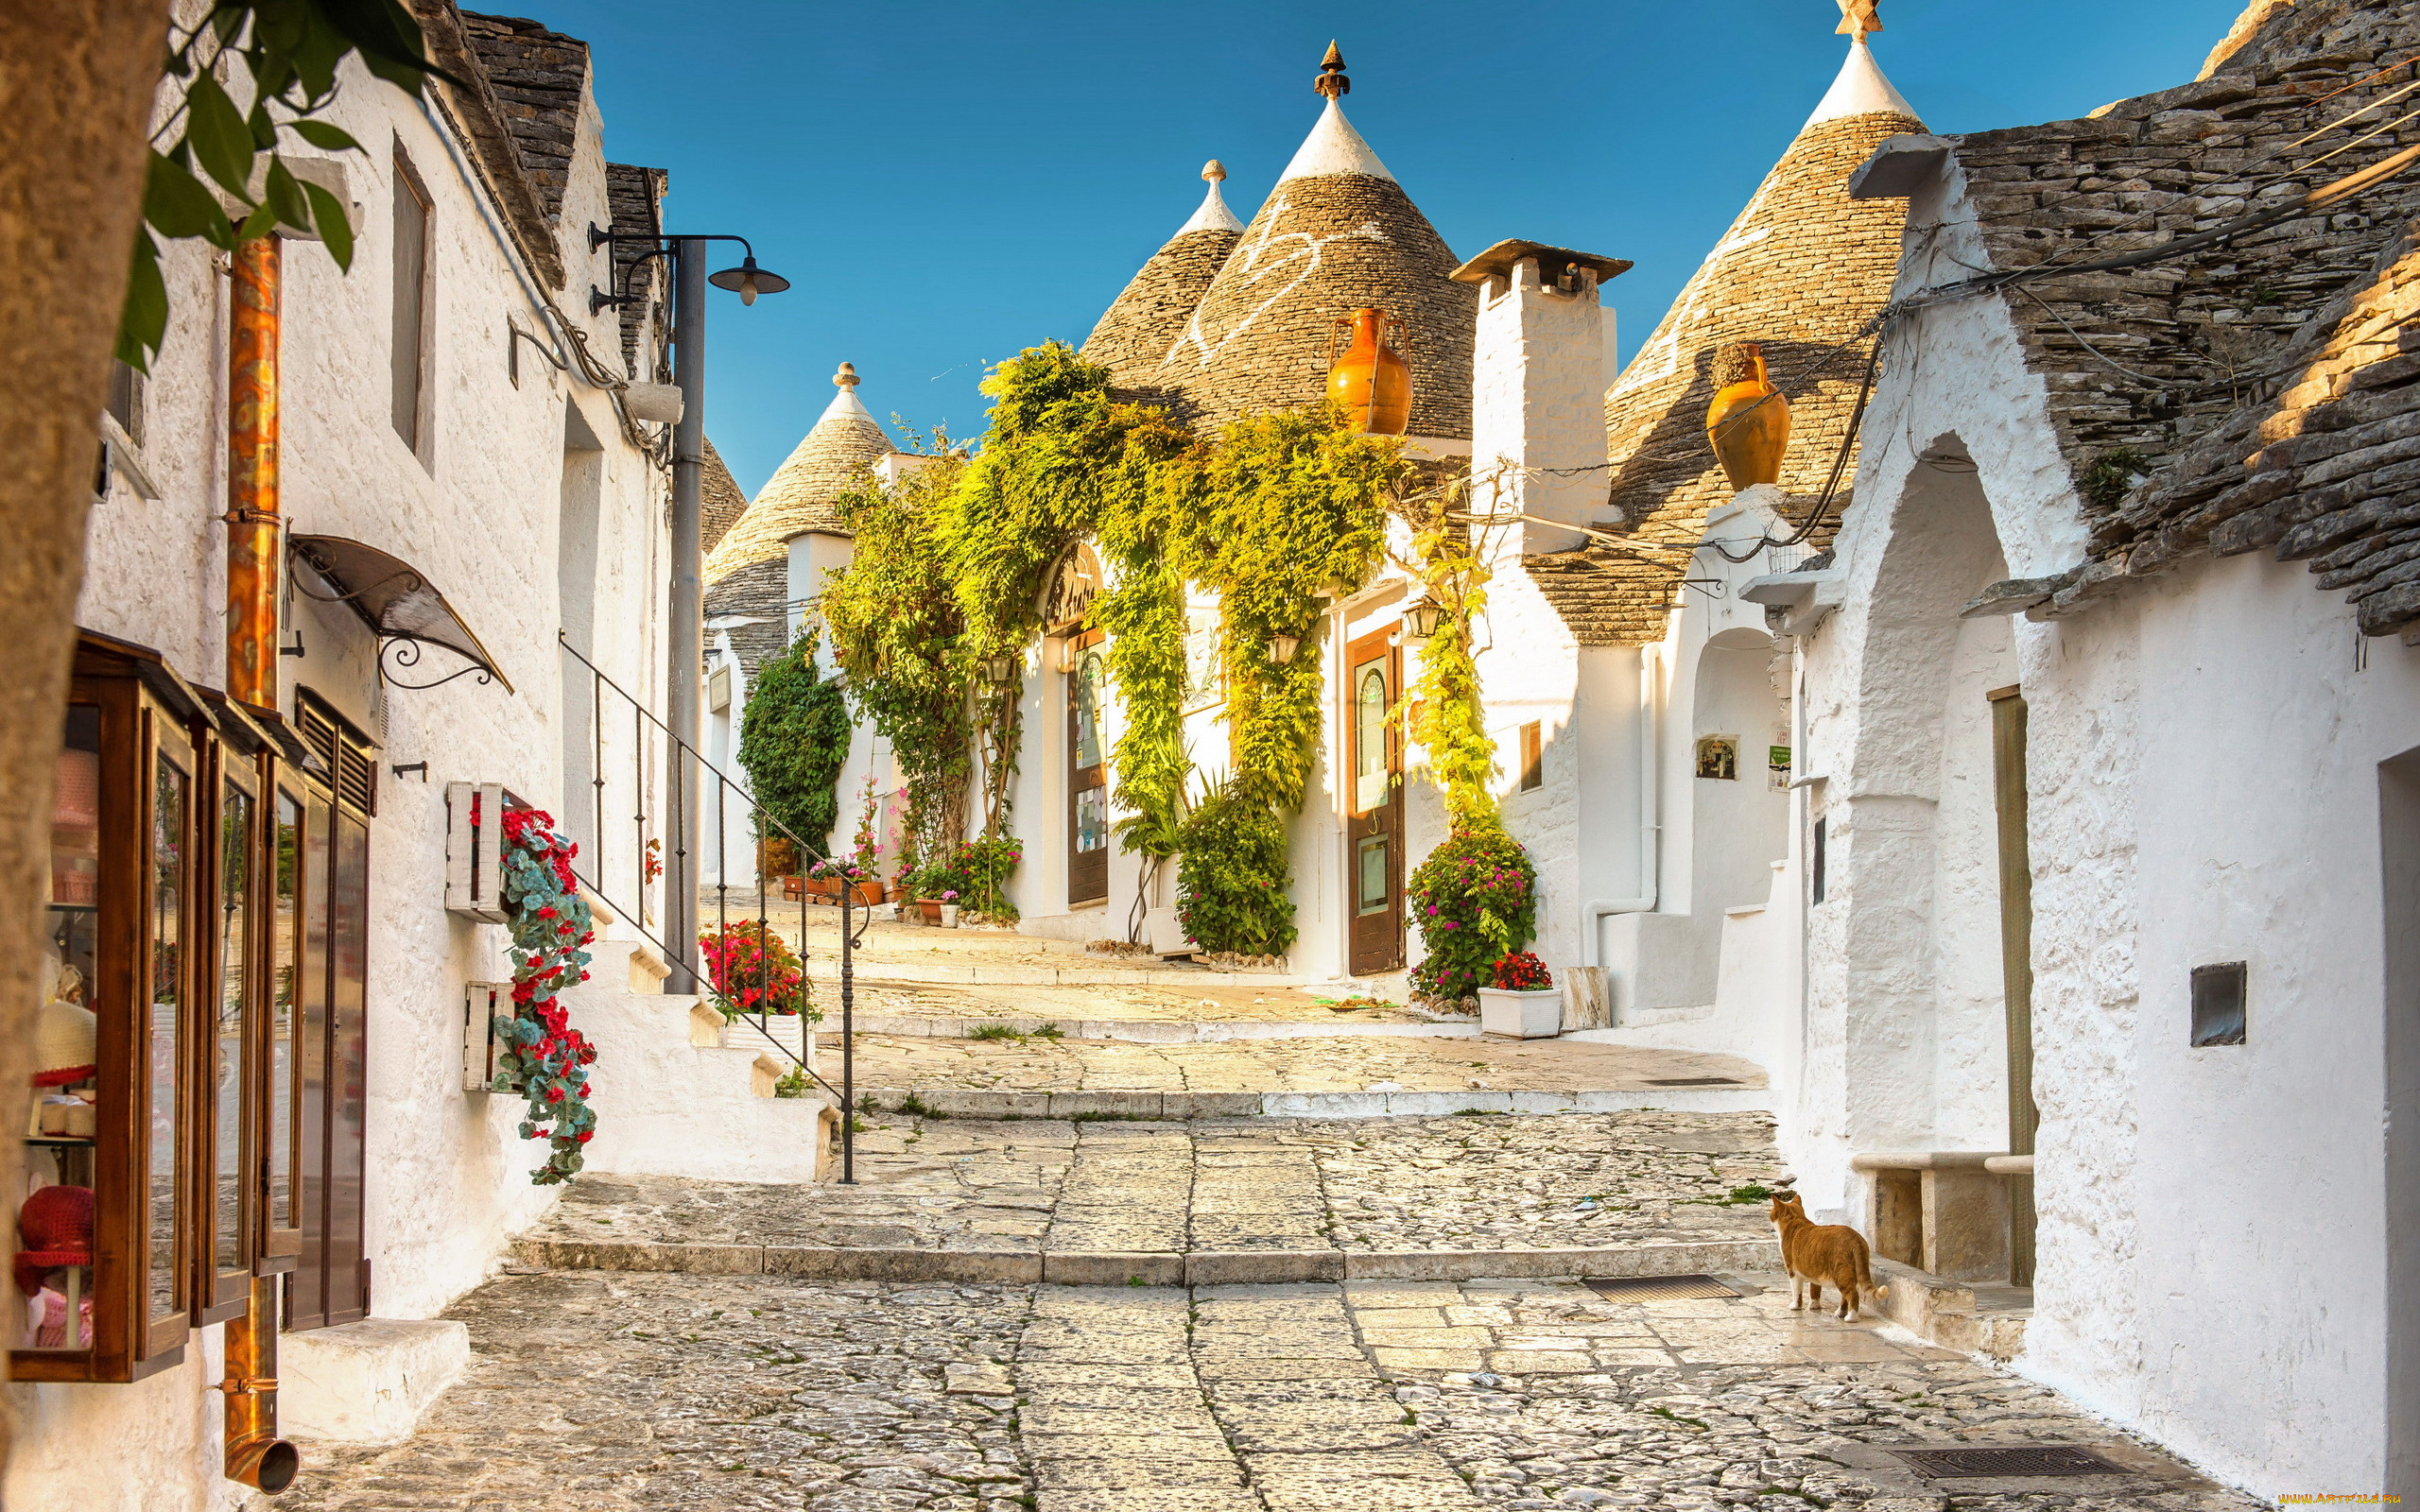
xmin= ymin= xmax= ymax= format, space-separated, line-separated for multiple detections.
xmin=285 ymin=1267 xmax=2264 ymax=1511
xmin=522 ymin=1112 xmax=1787 ymax=1263
xmin=843 ymin=1031 xmax=1763 ymax=1111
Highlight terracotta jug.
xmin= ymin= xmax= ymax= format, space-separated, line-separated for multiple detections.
xmin=1705 ymin=341 xmax=1791 ymax=490
xmin=1327 ymin=307 xmax=1412 ymax=436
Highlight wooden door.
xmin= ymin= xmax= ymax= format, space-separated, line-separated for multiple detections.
xmin=1989 ymin=684 xmax=2036 ymax=1288
xmin=1067 ymin=630 xmax=1108 ymax=907
xmin=1346 ymin=629 xmax=1405 ymax=974
xmin=286 ymin=697 xmax=372 ymax=1331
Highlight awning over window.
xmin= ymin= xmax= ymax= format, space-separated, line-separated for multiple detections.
xmin=287 ymin=534 xmax=513 ymax=694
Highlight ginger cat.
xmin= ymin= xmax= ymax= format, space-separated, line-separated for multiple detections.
xmin=1768 ymin=1190 xmax=1884 ymax=1321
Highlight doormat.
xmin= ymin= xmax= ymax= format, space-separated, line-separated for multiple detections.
xmin=1888 ymin=1445 xmax=2127 ymax=1479
xmin=1582 ymin=1274 xmax=1740 ymax=1302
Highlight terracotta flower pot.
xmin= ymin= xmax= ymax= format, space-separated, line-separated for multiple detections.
xmin=853 ymin=880 xmax=885 ymax=905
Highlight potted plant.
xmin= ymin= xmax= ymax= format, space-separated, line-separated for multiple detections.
xmin=1478 ymin=951 xmax=1560 ymax=1039
xmin=939 ymin=889 xmax=959 ymax=928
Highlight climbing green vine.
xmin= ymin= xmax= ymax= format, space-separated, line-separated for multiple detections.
xmin=815 ymin=342 xmax=1409 ymax=954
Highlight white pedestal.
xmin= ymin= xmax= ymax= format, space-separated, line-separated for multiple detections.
xmin=280 ymin=1317 xmax=470 ymax=1444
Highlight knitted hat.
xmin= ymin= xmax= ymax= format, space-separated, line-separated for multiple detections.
xmin=16 ymin=1186 xmax=94 ymax=1296
xmin=33 ymin=1000 xmax=96 ymax=1088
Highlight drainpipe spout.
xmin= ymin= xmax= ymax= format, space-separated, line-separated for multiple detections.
xmin=1581 ymin=644 xmax=1662 ymax=969
xmin=221 ymin=1276 xmax=298 ymax=1492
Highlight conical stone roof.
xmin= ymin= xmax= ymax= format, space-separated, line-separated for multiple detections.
xmin=1084 ymin=162 xmax=1245 ymax=403
xmin=1141 ymin=47 xmax=1476 ymax=438
xmin=703 ymin=364 xmax=894 ymax=588
xmin=1533 ymin=33 xmax=1925 ymax=645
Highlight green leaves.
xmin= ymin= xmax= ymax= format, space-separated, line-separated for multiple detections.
xmin=118 ymin=0 xmax=437 ymax=369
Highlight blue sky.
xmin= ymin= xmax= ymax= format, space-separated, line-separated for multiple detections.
xmin=522 ymin=0 xmax=2243 ymax=496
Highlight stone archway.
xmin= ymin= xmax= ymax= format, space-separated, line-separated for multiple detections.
xmin=1828 ymin=441 xmax=2024 ymax=1231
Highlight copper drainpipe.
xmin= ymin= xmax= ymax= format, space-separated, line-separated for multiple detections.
xmin=227 ymin=234 xmax=281 ymax=706
xmin=220 ymin=1277 xmax=299 ymax=1491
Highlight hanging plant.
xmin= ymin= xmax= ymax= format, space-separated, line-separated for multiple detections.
xmin=492 ymin=805 xmax=597 ymax=1184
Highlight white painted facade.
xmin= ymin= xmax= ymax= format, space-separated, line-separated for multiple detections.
xmin=1774 ymin=148 xmax=2420 ymax=1499
xmin=20 ymin=41 xmax=673 ymax=1512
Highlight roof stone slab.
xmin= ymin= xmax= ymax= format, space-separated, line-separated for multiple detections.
xmin=1911 ymin=0 xmax=2420 ymax=635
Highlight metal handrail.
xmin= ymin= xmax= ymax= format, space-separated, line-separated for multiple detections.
xmin=558 ymin=631 xmax=863 ymax=1182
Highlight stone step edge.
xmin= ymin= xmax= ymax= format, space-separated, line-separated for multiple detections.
xmin=844 ymin=1015 xmax=1481 ymax=1043
xmin=511 ymin=1236 xmax=1780 ymax=1287
xmin=838 ymin=963 xmax=1316 ymax=988
xmin=847 ymin=1087 xmax=1772 ymax=1119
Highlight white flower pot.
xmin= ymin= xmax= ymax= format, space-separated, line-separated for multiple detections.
xmin=939 ymin=904 xmax=959 ymax=929
xmin=1478 ymin=987 xmax=1562 ymax=1040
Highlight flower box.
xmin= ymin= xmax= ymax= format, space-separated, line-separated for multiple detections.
xmin=916 ymin=899 xmax=942 ymax=925
xmin=1478 ymin=987 xmax=1562 ymax=1040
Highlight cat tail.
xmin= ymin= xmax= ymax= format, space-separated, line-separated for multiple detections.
xmin=1858 ymin=1246 xmax=1884 ymax=1301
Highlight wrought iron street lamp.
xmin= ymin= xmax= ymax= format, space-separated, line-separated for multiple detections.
xmin=589 ymin=225 xmax=788 ymax=992
xmin=1404 ymin=600 xmax=1443 ymax=641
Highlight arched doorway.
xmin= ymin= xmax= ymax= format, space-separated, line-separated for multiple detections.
xmin=1048 ymin=545 xmax=1109 ymax=908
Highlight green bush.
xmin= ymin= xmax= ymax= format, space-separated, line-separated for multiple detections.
xmin=1175 ymin=781 xmax=1296 ymax=956
xmin=738 ymin=628 xmax=853 ymax=857
xmin=1407 ymin=823 xmax=1537 ymax=1004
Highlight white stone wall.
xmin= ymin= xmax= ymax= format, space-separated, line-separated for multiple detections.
xmin=1791 ymin=157 xmax=2420 ymax=1497
xmin=22 ymin=52 xmax=667 ymax=1512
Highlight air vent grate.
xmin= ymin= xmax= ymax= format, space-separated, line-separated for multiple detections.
xmin=1583 ymin=1275 xmax=1740 ymax=1302
xmin=1889 ymin=1446 xmax=2126 ymax=1479
xmin=1647 ymin=1076 xmax=1740 ymax=1087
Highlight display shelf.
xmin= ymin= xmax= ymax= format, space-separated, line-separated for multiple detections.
xmin=45 ymin=903 xmax=97 ymax=914
xmin=22 ymin=1136 xmax=95 ymax=1149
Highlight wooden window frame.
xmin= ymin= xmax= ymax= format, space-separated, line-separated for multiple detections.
xmin=192 ymin=733 xmax=262 ymax=1325
xmin=1518 ymin=721 xmax=1543 ymax=792
xmin=257 ymin=773 xmax=308 ymax=1271
xmin=389 ymin=143 xmax=434 ymax=460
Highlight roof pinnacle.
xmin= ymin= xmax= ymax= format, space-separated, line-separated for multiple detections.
xmin=834 ymin=362 xmax=859 ymax=389
xmin=1203 ymin=159 xmax=1226 ymax=183
xmin=1315 ymin=41 xmax=1349 ymax=99
xmin=1836 ymin=0 xmax=1881 ymax=38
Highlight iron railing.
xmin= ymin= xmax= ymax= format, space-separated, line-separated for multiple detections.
xmin=558 ymin=632 xmax=863 ymax=1182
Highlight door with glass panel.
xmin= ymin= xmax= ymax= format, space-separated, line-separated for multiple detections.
xmin=1346 ymin=627 xmax=1405 ymax=974
xmin=1067 ymin=629 xmax=1108 ymax=907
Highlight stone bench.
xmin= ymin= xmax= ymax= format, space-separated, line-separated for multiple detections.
xmin=1850 ymin=1149 xmax=2010 ymax=1283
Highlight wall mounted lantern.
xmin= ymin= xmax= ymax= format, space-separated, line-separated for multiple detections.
xmin=980 ymin=654 xmax=1017 ymax=686
xmin=1268 ymin=633 xmax=1300 ymax=665
xmin=1404 ymin=601 xmax=1443 ymax=640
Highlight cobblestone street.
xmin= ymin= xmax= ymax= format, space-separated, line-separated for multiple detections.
xmin=522 ymin=1112 xmax=1786 ymax=1261
xmin=285 ymin=1266 xmax=2263 ymax=1512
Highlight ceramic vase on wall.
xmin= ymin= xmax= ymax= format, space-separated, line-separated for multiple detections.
xmin=1327 ymin=307 xmax=1412 ymax=437
xmin=1705 ymin=341 xmax=1791 ymax=489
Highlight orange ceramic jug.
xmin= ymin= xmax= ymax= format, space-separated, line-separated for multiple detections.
xmin=1327 ymin=307 xmax=1412 ymax=436
xmin=1705 ymin=341 xmax=1790 ymax=489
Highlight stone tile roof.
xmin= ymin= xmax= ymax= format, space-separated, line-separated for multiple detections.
xmin=703 ymin=371 xmax=896 ymax=587
xmin=1928 ymin=0 xmax=2420 ymax=635
xmin=1083 ymin=167 xmax=1244 ymax=406
xmin=604 ymin=162 xmax=667 ymax=377
xmin=407 ymin=1 xmax=563 ymax=288
xmin=1543 ymin=43 xmax=1922 ymax=646
xmin=701 ymin=438 xmax=747 ymax=558
xmin=1140 ymin=99 xmax=1475 ymax=439
xmin=706 ymin=558 xmax=793 ymax=680
xmin=458 ymin=12 xmax=586 ymax=225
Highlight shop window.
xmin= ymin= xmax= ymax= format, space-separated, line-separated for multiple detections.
xmin=18 ymin=633 xmax=299 ymax=1382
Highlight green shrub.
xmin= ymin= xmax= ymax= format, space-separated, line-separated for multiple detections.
xmin=1175 ymin=780 xmax=1296 ymax=956
xmin=738 ymin=628 xmax=852 ymax=856
xmin=1407 ymin=823 xmax=1537 ymax=1004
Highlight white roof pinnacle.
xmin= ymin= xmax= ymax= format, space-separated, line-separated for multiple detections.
xmin=1277 ymin=99 xmax=1394 ymax=184
xmin=1176 ymin=159 xmax=1245 ymax=235
xmin=1805 ymin=35 xmax=1919 ymax=128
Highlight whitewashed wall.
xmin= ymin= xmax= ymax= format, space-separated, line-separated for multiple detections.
xmin=22 ymin=48 xmax=666 ymax=1512
xmin=1792 ymin=156 xmax=2420 ymax=1498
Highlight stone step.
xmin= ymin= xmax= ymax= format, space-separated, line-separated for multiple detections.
xmin=849 ymin=1013 xmax=1481 ymax=1043
xmin=510 ymin=1235 xmax=1779 ymax=1287
xmin=841 ymin=960 xmax=1315 ymax=988
xmin=1872 ymin=1256 xmax=2031 ymax=1360
xmin=852 ymin=1085 xmax=1773 ymax=1118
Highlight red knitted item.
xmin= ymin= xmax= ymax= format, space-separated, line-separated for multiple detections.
xmin=15 ymin=1186 xmax=94 ymax=1296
